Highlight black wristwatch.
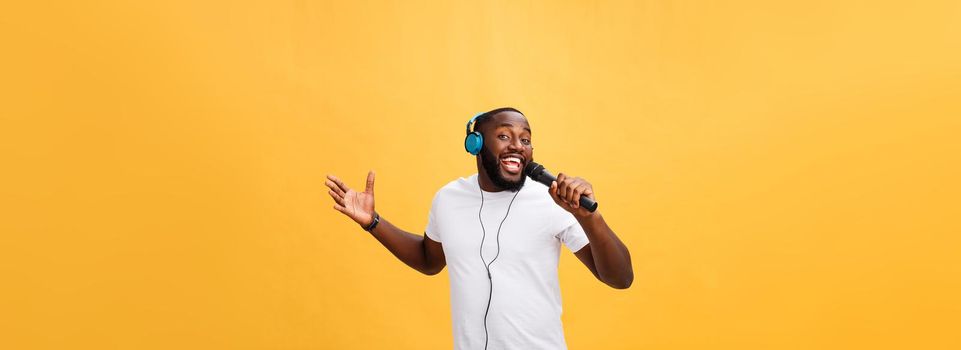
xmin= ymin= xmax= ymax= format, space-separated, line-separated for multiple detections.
xmin=363 ymin=212 xmax=380 ymax=232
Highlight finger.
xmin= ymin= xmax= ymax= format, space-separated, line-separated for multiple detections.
xmin=365 ymin=170 xmax=375 ymax=194
xmin=550 ymin=181 xmax=565 ymax=207
xmin=550 ymin=181 xmax=570 ymax=209
xmin=563 ymin=178 xmax=577 ymax=204
xmin=582 ymin=185 xmax=595 ymax=200
xmin=568 ymin=181 xmax=580 ymax=206
xmin=550 ymin=181 xmax=561 ymax=203
xmin=567 ymin=183 xmax=579 ymax=208
xmin=326 ymin=174 xmax=350 ymax=193
xmin=325 ymin=180 xmax=345 ymax=197
xmin=554 ymin=178 xmax=566 ymax=202
xmin=328 ymin=190 xmax=346 ymax=206
xmin=555 ymin=173 xmax=567 ymax=194
xmin=333 ymin=204 xmax=348 ymax=214
xmin=570 ymin=183 xmax=587 ymax=209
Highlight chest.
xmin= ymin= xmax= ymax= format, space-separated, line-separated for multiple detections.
xmin=437 ymin=200 xmax=561 ymax=265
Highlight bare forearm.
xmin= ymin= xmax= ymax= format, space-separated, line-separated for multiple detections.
xmin=365 ymin=214 xmax=439 ymax=275
xmin=576 ymin=212 xmax=633 ymax=288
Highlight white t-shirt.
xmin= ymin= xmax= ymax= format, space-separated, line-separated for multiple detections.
xmin=425 ymin=174 xmax=590 ymax=350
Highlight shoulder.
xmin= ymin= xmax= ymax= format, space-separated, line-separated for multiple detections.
xmin=430 ymin=174 xmax=479 ymax=206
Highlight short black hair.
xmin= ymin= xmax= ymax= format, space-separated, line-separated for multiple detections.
xmin=473 ymin=107 xmax=524 ymax=133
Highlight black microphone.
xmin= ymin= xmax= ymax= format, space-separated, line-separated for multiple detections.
xmin=524 ymin=161 xmax=598 ymax=212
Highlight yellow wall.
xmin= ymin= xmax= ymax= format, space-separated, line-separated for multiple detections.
xmin=2 ymin=1 xmax=959 ymax=349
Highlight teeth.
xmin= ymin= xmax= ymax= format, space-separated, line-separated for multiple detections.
xmin=502 ymin=156 xmax=521 ymax=163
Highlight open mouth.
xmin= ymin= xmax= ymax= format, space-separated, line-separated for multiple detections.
xmin=499 ymin=154 xmax=524 ymax=175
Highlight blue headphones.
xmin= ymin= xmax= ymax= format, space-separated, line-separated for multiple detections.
xmin=464 ymin=112 xmax=485 ymax=155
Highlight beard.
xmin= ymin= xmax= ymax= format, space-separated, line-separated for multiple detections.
xmin=480 ymin=145 xmax=527 ymax=192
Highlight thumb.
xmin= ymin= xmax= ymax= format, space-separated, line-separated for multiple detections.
xmin=365 ymin=170 xmax=375 ymax=194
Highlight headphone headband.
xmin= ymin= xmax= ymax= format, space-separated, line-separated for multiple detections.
xmin=465 ymin=112 xmax=484 ymax=134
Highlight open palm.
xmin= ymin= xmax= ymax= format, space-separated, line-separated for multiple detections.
xmin=325 ymin=171 xmax=376 ymax=227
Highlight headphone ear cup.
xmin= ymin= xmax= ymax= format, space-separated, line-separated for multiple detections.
xmin=465 ymin=132 xmax=483 ymax=155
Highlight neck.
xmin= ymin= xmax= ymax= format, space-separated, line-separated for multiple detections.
xmin=478 ymin=175 xmax=506 ymax=192
xmin=477 ymin=169 xmax=506 ymax=192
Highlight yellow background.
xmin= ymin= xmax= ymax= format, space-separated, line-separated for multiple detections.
xmin=2 ymin=1 xmax=959 ymax=349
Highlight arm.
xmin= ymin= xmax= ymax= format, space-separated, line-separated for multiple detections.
xmin=326 ymin=171 xmax=446 ymax=276
xmin=367 ymin=217 xmax=446 ymax=275
xmin=551 ymin=173 xmax=633 ymax=289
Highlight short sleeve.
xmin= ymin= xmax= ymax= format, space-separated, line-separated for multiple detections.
xmin=556 ymin=217 xmax=589 ymax=252
xmin=424 ymin=195 xmax=441 ymax=242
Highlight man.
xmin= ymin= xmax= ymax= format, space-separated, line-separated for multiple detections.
xmin=325 ymin=107 xmax=633 ymax=350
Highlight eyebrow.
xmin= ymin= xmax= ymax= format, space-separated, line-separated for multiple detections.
xmin=497 ymin=123 xmax=532 ymax=134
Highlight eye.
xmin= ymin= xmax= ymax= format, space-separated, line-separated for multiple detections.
xmin=521 ymin=139 xmax=531 ymax=145
xmin=498 ymin=135 xmax=509 ymax=140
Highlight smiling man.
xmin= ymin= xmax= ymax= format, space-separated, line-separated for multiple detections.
xmin=325 ymin=107 xmax=633 ymax=350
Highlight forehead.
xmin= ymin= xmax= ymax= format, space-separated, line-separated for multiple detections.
xmin=486 ymin=111 xmax=531 ymax=133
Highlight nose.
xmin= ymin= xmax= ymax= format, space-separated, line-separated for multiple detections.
xmin=507 ymin=138 xmax=525 ymax=151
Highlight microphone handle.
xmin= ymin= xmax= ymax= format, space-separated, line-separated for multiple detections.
xmin=578 ymin=193 xmax=599 ymax=212
xmin=532 ymin=169 xmax=598 ymax=213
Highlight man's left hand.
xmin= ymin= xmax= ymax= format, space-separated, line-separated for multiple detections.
xmin=549 ymin=173 xmax=597 ymax=218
